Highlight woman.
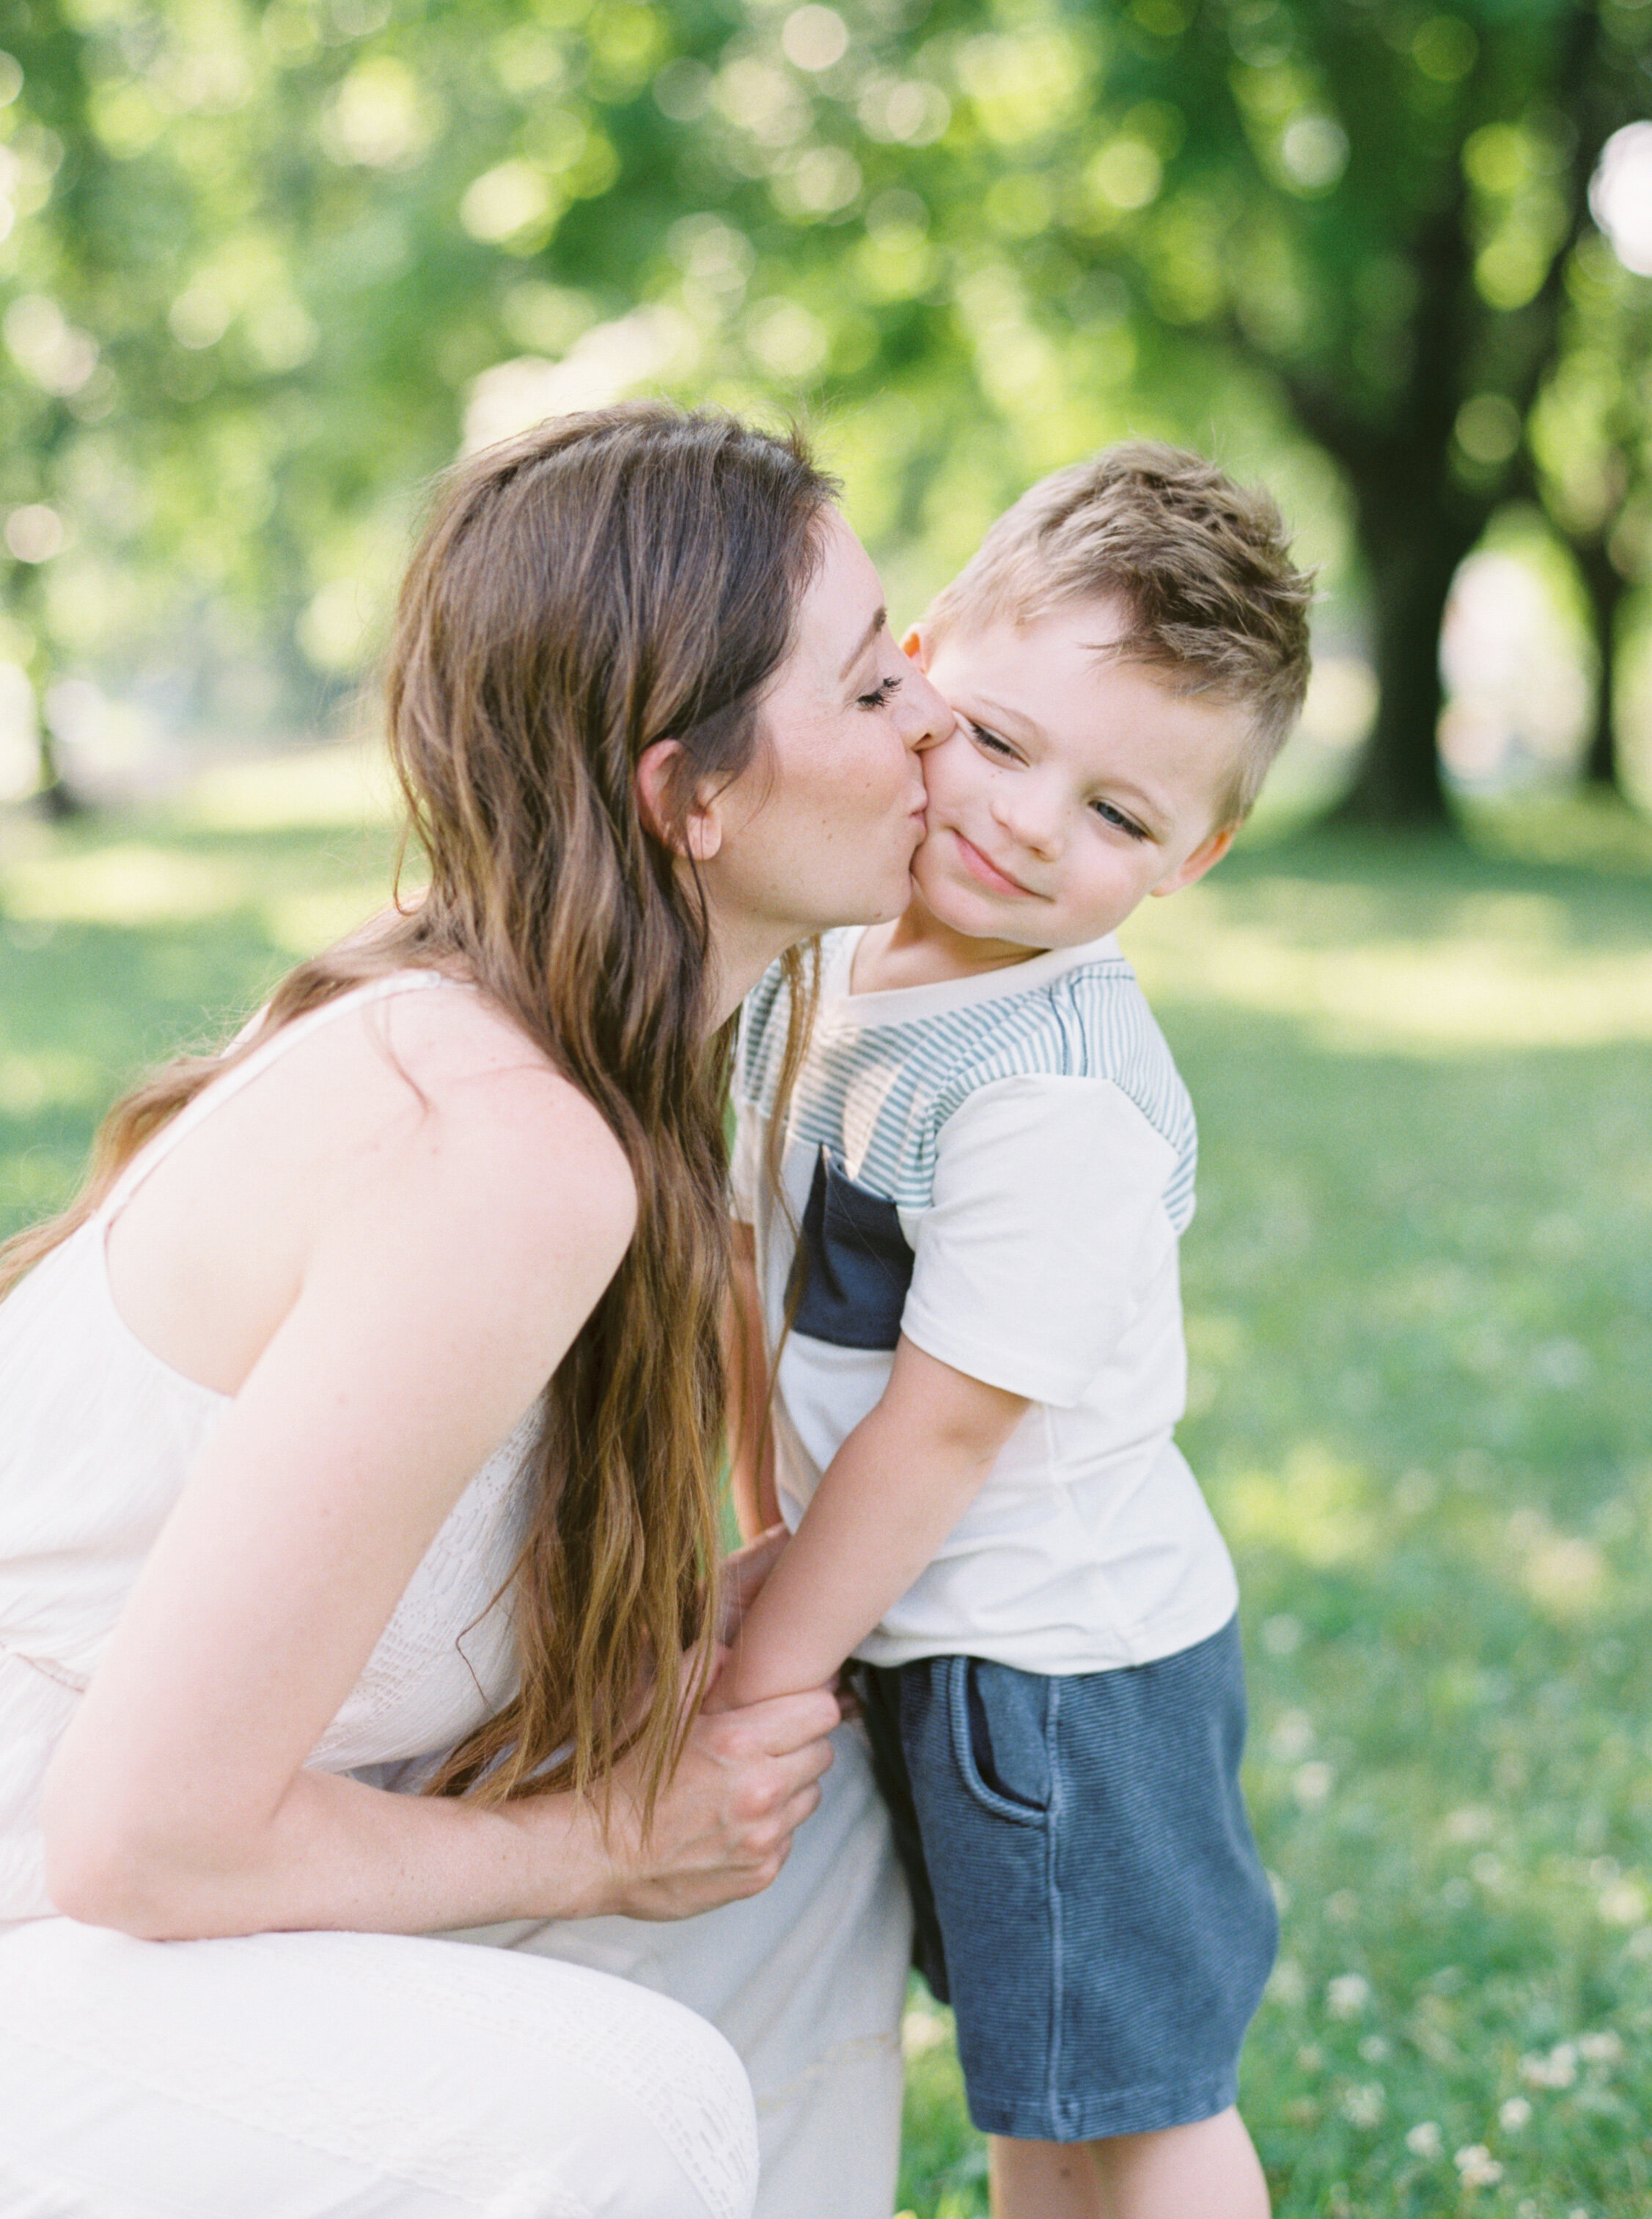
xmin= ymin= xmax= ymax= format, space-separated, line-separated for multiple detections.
xmin=0 ymin=406 xmax=949 ymax=2218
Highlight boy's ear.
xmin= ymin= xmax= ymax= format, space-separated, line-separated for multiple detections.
xmin=1150 ymin=821 xmax=1236 ymax=900
xmin=635 ymin=738 xmax=724 ymax=863
xmin=901 ymin=621 xmax=932 ymax=670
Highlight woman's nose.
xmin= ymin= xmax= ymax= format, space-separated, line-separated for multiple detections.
xmin=897 ymin=658 xmax=955 ymax=751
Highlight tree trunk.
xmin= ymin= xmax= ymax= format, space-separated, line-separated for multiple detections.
xmin=1574 ymin=532 xmax=1622 ymax=792
xmin=1332 ymin=472 xmax=1483 ymax=829
xmin=15 ymin=596 xmax=82 ymax=817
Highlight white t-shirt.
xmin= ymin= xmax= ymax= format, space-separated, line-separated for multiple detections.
xmin=731 ymin=928 xmax=1238 ymax=1674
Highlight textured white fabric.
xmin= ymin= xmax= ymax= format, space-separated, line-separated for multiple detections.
xmin=0 ymin=1733 xmax=906 ymax=2219
xmin=453 ymin=1720 xmax=912 ymax=2219
xmin=0 ymin=972 xmax=526 ymax=1924
xmin=733 ymin=928 xmax=1238 ymax=1673
xmin=0 ymin=1917 xmax=755 ymax=2219
xmin=0 ymin=972 xmax=910 ymax=2217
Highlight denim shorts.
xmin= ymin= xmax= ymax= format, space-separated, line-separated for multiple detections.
xmin=858 ymin=1615 xmax=1278 ymax=2142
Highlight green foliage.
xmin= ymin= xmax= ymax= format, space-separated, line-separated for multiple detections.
xmin=0 ymin=0 xmax=1645 ymax=815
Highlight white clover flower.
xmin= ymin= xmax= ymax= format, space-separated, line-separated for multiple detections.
xmin=1499 ymin=2095 xmax=1532 ymax=2130
xmin=1340 ymin=2082 xmax=1386 ymax=2128
xmin=1405 ymin=2121 xmax=1444 ymax=2160
xmin=1454 ymin=2144 xmax=1504 ymax=2187
xmin=1267 ymin=1956 xmax=1307 ymax=2007
xmin=1578 ymin=2029 xmax=1624 ymax=2066
xmin=1325 ymin=1972 xmax=1370 ymax=2020
xmin=1293 ymin=1758 xmax=1334 ymax=1806
xmin=1519 ymin=2042 xmax=1578 ymax=2088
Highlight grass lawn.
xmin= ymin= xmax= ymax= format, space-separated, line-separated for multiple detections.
xmin=4 ymin=760 xmax=1651 ymax=2216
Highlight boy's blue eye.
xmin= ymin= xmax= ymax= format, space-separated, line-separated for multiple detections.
xmin=1092 ymin=798 xmax=1148 ymax=840
xmin=857 ymin=674 xmax=902 ymax=709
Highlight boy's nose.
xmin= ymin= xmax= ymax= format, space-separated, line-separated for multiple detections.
xmin=897 ymin=656 xmax=955 ymax=752
xmin=991 ymin=778 xmax=1063 ymax=857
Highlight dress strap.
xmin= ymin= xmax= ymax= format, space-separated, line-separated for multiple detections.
xmin=96 ymin=970 xmax=455 ymax=1226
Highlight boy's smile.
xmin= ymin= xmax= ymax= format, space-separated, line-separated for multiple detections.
xmin=900 ymin=597 xmax=1245 ymax=971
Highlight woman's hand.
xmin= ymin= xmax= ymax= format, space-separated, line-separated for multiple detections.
xmin=581 ymin=1684 xmax=842 ymax=1921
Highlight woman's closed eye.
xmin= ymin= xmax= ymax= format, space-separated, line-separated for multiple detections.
xmin=856 ymin=673 xmax=903 ymax=710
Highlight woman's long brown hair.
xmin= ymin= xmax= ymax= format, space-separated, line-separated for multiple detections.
xmin=0 ymin=404 xmax=837 ymax=1823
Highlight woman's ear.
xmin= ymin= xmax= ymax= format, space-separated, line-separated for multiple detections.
xmin=635 ymin=738 xmax=724 ymax=862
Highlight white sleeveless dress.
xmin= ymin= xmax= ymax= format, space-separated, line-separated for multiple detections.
xmin=0 ymin=974 xmax=911 ymax=2219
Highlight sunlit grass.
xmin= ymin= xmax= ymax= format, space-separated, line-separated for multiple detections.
xmin=4 ymin=770 xmax=1652 ymax=2214
xmin=1126 ymin=881 xmax=1652 ymax=1051
xmin=900 ymin=821 xmax=1652 ymax=2216
xmin=0 ymin=743 xmax=402 ymax=1227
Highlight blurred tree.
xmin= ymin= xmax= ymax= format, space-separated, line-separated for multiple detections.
xmin=0 ymin=0 xmax=109 ymax=807
xmin=0 ymin=0 xmax=557 ymax=800
xmin=1527 ymin=199 xmax=1651 ymax=798
xmin=875 ymin=0 xmax=1652 ymax=826
xmin=1 ymin=0 xmax=1645 ymax=835
xmin=595 ymin=0 xmax=1652 ymax=827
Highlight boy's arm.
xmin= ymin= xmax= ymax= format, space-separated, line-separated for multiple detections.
xmin=714 ymin=1335 xmax=1027 ymax=1709
xmin=724 ymin=1219 xmax=780 ymax=1540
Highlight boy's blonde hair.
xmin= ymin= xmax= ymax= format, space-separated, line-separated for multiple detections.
xmin=925 ymin=442 xmax=1313 ymax=824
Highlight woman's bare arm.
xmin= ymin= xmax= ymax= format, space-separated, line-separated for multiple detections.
xmin=41 ymin=1063 xmax=837 ymax=1940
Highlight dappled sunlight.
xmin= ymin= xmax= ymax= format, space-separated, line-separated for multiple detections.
xmin=263 ymin=885 xmax=393 ymax=958
xmin=1502 ymin=1506 xmax=1609 ymax=1624
xmin=1121 ymin=872 xmax=1652 ymax=1052
xmin=181 ymin=742 xmax=399 ymax=833
xmin=1 ymin=839 xmax=394 ymax=950
xmin=1223 ymin=1441 xmax=1378 ymax=1568
xmin=3 ymin=841 xmax=248 ymax=925
xmin=0 ymin=747 xmax=401 ymax=951
xmin=0 ymin=1043 xmax=104 ymax=1118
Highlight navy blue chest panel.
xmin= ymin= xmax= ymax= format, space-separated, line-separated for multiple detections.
xmin=791 ymin=1145 xmax=914 ymax=1352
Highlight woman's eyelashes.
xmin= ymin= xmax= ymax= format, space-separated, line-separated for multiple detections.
xmin=856 ymin=672 xmax=903 ymax=710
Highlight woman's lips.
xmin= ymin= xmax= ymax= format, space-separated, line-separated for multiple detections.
xmin=952 ymin=828 xmax=1033 ymax=897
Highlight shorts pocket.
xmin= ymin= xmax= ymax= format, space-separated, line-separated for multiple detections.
xmin=947 ymin=1657 xmax=1051 ymax=1827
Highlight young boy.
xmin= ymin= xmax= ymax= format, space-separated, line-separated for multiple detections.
xmin=720 ymin=444 xmax=1313 ymax=2219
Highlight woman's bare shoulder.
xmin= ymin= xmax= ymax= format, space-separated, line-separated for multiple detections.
xmin=102 ymin=975 xmax=639 ymax=1401
xmin=352 ymin=978 xmax=639 ymax=1239
xmin=207 ymin=975 xmax=639 ymax=1275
